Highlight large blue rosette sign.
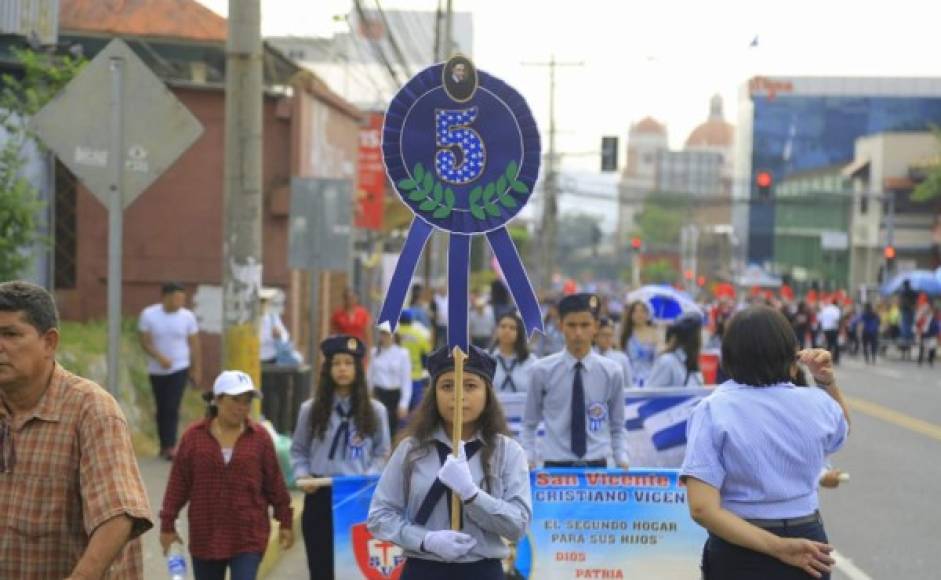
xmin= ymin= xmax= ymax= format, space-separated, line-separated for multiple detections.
xmin=379 ymin=56 xmax=543 ymax=349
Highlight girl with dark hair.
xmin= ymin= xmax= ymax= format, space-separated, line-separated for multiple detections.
xmin=681 ymin=306 xmax=850 ymax=579
xmin=620 ymin=300 xmax=660 ymax=386
xmin=646 ymin=312 xmax=704 ymax=387
xmin=489 ymin=311 xmax=539 ymax=393
xmin=290 ymin=336 xmax=391 ymax=579
xmin=368 ymin=345 xmax=532 ymax=580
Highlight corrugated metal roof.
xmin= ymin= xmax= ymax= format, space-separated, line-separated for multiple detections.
xmin=60 ymin=0 xmax=226 ymax=43
xmin=0 ymin=0 xmax=59 ymax=45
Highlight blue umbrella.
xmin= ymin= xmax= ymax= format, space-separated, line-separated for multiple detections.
xmin=626 ymin=285 xmax=703 ymax=323
xmin=881 ymin=270 xmax=941 ymax=296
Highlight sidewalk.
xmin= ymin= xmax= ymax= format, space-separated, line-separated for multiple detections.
xmin=138 ymin=455 xmax=304 ymax=579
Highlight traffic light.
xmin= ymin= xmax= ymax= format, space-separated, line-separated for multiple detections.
xmin=697 ymin=275 xmax=706 ymax=287
xmin=684 ymin=270 xmax=694 ymax=281
xmin=884 ymin=245 xmax=896 ymax=260
xmin=756 ymin=170 xmax=773 ymax=198
xmin=630 ymin=237 xmax=642 ymax=251
xmin=601 ymin=136 xmax=619 ymax=172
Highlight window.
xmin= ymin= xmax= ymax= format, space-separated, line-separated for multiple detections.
xmin=54 ymin=161 xmax=77 ymax=290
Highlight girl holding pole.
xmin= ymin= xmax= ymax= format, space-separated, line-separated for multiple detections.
xmin=368 ymin=344 xmax=532 ymax=579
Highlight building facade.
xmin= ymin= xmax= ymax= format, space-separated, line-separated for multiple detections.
xmin=735 ymin=76 xmax=941 ymax=284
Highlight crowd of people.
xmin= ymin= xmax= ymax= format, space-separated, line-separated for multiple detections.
xmin=0 ymin=278 xmax=862 ymax=579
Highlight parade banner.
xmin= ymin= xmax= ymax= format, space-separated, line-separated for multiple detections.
xmin=498 ymin=387 xmax=714 ymax=468
xmin=331 ymin=469 xmax=706 ymax=579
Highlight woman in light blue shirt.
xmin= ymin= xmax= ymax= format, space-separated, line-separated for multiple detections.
xmin=681 ymin=306 xmax=850 ymax=580
xmin=646 ymin=312 xmax=704 ymax=388
xmin=368 ymin=345 xmax=531 ymax=580
xmin=490 ymin=311 xmax=538 ymax=393
xmin=621 ymin=301 xmax=659 ymax=386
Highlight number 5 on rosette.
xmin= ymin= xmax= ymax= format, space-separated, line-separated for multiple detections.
xmin=378 ymin=55 xmax=543 ymax=350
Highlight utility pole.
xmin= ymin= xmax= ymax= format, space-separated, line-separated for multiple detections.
xmin=222 ymin=0 xmax=263 ymax=387
xmin=523 ymin=56 xmax=583 ymax=292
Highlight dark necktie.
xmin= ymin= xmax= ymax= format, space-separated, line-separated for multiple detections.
xmin=328 ymin=404 xmax=352 ymax=460
xmin=414 ymin=440 xmax=483 ymax=529
xmin=571 ymin=361 xmax=587 ymax=458
xmin=498 ymin=356 xmax=518 ymax=392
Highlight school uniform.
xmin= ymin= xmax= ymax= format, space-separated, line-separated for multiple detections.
xmin=368 ymin=343 xmax=413 ymax=437
xmin=367 ymin=344 xmax=532 ymax=580
xmin=681 ymin=380 xmax=848 ymax=579
xmin=594 ymin=346 xmax=634 ymax=389
xmin=645 ymin=349 xmax=704 ymax=387
xmin=523 ymin=349 xmax=628 ymax=467
xmin=367 ymin=428 xmax=531 ymax=579
xmin=489 ymin=349 xmax=538 ymax=393
xmin=289 ymin=335 xmax=391 ymax=580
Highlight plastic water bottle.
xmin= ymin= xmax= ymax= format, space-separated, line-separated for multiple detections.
xmin=167 ymin=544 xmax=186 ymax=580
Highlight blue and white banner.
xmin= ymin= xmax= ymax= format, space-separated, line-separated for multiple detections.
xmin=498 ymin=387 xmax=714 ymax=468
xmin=330 ymin=469 xmax=706 ymax=579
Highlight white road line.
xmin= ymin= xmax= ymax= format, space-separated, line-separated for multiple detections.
xmin=833 ymin=549 xmax=874 ymax=580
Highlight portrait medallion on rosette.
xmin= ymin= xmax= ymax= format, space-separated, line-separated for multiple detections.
xmin=379 ymin=55 xmax=544 ymax=349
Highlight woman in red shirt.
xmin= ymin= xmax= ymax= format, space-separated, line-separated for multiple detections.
xmin=159 ymin=371 xmax=294 ymax=580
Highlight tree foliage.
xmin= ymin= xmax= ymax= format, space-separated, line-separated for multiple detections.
xmin=632 ymin=192 xmax=690 ymax=248
xmin=910 ymin=125 xmax=941 ymax=202
xmin=0 ymin=48 xmax=85 ymax=281
xmin=641 ymin=258 xmax=678 ymax=285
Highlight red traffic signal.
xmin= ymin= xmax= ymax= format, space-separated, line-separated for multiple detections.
xmin=630 ymin=237 xmax=642 ymax=250
xmin=684 ymin=270 xmax=694 ymax=280
xmin=756 ymin=170 xmax=773 ymax=197
xmin=756 ymin=171 xmax=773 ymax=188
xmin=696 ymin=275 xmax=706 ymax=287
xmin=884 ymin=246 xmax=896 ymax=260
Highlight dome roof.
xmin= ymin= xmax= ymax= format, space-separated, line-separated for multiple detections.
xmin=631 ymin=116 xmax=667 ymax=136
xmin=685 ymin=95 xmax=734 ymax=148
xmin=686 ymin=122 xmax=734 ymax=148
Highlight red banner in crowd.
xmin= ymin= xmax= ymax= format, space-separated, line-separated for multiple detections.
xmin=355 ymin=112 xmax=386 ymax=230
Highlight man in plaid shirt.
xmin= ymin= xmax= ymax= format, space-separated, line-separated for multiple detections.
xmin=0 ymin=281 xmax=153 ymax=579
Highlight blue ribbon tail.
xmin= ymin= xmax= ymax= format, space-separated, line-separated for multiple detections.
xmin=448 ymin=234 xmax=471 ymax=351
xmin=486 ymin=227 xmax=544 ymax=338
xmin=378 ymin=218 xmax=434 ymax=332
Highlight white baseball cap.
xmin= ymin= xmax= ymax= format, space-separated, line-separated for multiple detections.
xmin=212 ymin=370 xmax=262 ymax=399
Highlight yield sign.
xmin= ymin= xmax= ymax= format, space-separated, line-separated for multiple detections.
xmin=30 ymin=38 xmax=203 ymax=208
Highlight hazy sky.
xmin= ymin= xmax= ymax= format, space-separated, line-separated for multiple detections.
xmin=197 ymin=0 xmax=941 ymax=228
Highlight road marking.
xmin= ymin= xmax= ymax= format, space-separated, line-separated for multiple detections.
xmin=832 ymin=549 xmax=873 ymax=580
xmin=846 ymin=396 xmax=941 ymax=442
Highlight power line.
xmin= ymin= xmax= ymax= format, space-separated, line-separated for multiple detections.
xmin=373 ymin=0 xmax=414 ymax=78
xmin=352 ymin=0 xmax=404 ymax=86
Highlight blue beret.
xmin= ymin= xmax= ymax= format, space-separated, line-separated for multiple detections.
xmin=320 ymin=335 xmax=366 ymax=359
xmin=558 ymin=293 xmax=601 ymax=319
xmin=427 ymin=344 xmax=496 ymax=383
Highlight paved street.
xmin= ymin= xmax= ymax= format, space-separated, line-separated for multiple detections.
xmin=136 ymin=352 xmax=941 ymax=580
xmin=821 ymin=353 xmax=941 ymax=580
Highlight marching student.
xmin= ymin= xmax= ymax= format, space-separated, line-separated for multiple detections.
xmin=490 ymin=311 xmax=539 ymax=393
xmin=368 ymin=325 xmax=413 ymax=438
xmin=522 ymin=293 xmax=629 ymax=469
xmin=594 ymin=316 xmax=634 ymax=388
xmin=646 ymin=312 xmax=705 ymax=388
xmin=291 ymin=336 xmax=391 ymax=579
xmin=367 ymin=345 xmax=532 ymax=580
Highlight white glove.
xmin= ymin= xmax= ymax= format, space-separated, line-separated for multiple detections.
xmin=422 ymin=530 xmax=477 ymax=561
xmin=437 ymin=441 xmax=479 ymax=501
